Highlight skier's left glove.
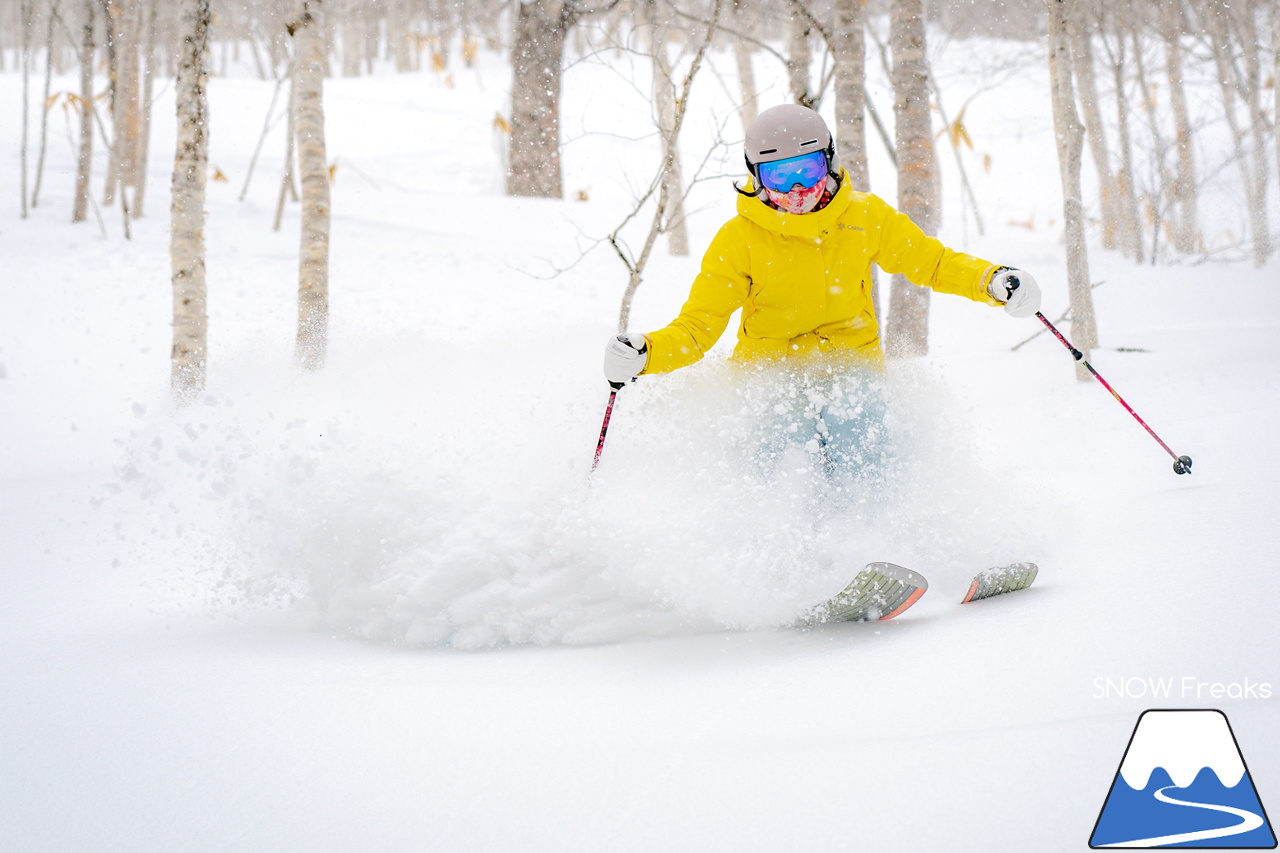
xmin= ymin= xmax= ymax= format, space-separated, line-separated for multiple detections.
xmin=988 ymin=267 xmax=1041 ymax=319
xmin=603 ymin=333 xmax=649 ymax=386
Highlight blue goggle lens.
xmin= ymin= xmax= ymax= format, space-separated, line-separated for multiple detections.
xmin=757 ymin=151 xmax=828 ymax=191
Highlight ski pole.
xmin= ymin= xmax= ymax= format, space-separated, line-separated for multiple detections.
xmin=1035 ymin=312 xmax=1193 ymax=475
xmin=591 ymin=382 xmax=624 ymax=471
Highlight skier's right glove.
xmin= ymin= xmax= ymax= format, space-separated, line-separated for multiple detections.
xmin=603 ymin=333 xmax=649 ymax=386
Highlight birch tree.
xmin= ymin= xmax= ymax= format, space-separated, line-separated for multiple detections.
xmin=170 ymin=0 xmax=211 ymax=399
xmin=645 ymin=0 xmax=689 ymax=256
xmin=72 ymin=0 xmax=95 ymax=224
xmin=1202 ymin=0 xmax=1270 ymax=266
xmin=787 ymin=12 xmax=814 ymax=108
xmin=1048 ymin=0 xmax=1097 ymax=381
xmin=731 ymin=0 xmax=758 ymax=129
xmin=884 ymin=0 xmax=935 ymax=358
xmin=1068 ymin=12 xmax=1119 ymax=251
xmin=506 ymin=0 xmax=573 ymax=197
xmin=290 ymin=1 xmax=331 ymax=370
xmin=1100 ymin=0 xmax=1144 ymax=262
xmin=30 ymin=0 xmax=59 ymax=210
xmin=19 ymin=0 xmax=33 ymax=219
xmin=832 ymin=0 xmax=868 ymax=194
xmin=1229 ymin=0 xmax=1272 ymax=264
xmin=131 ymin=0 xmax=159 ymax=218
xmin=1161 ymin=0 xmax=1197 ymax=253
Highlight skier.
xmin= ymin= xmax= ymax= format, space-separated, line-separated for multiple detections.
xmin=602 ymin=103 xmax=1041 ymax=476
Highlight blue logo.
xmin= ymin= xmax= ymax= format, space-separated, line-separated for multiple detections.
xmin=1090 ymin=709 xmax=1276 ymax=848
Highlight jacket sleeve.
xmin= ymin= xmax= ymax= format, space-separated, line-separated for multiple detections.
xmin=642 ymin=219 xmax=752 ymax=374
xmin=866 ymin=194 xmax=1000 ymax=305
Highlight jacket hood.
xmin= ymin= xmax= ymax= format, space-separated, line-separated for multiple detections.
xmin=737 ymin=169 xmax=854 ymax=239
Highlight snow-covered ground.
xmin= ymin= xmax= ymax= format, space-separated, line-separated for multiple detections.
xmin=2 ymin=29 xmax=1277 ymax=852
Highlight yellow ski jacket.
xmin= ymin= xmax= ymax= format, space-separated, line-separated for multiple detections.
xmin=642 ymin=171 xmax=1002 ymax=374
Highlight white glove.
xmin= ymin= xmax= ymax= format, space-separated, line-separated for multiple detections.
xmin=603 ymin=333 xmax=649 ymax=386
xmin=988 ymin=267 xmax=1041 ymax=319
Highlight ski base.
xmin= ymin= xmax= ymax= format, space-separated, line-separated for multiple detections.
xmin=961 ymin=562 xmax=1039 ymax=603
xmin=803 ymin=562 xmax=929 ymax=624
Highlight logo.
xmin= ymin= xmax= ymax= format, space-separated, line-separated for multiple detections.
xmin=1090 ymin=709 xmax=1276 ymax=848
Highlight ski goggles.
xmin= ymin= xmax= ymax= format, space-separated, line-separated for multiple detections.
xmin=756 ymin=150 xmax=828 ymax=192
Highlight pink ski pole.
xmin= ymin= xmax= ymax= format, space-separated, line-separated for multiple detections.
xmin=1036 ymin=312 xmax=1192 ymax=475
xmin=591 ymin=382 xmax=624 ymax=472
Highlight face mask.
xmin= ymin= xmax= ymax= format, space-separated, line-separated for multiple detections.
xmin=763 ymin=179 xmax=826 ymax=214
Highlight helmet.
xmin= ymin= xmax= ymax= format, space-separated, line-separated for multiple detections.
xmin=743 ymin=104 xmax=841 ymax=186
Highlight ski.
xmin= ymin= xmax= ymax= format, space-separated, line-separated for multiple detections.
xmin=961 ymin=562 xmax=1039 ymax=603
xmin=801 ymin=561 xmax=1039 ymax=626
xmin=803 ymin=561 xmax=929 ymax=624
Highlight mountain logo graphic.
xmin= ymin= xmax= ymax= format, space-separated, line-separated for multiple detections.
xmin=1090 ymin=709 xmax=1276 ymax=848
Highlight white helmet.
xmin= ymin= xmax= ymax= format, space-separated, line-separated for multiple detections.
xmin=743 ymin=104 xmax=841 ymax=186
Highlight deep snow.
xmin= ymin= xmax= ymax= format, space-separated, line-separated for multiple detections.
xmin=2 ymin=26 xmax=1278 ymax=852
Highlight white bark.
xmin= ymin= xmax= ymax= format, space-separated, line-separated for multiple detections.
xmin=1048 ymin=0 xmax=1097 ymax=381
xmin=646 ymin=0 xmax=689 ymax=257
xmin=832 ymin=0 xmax=868 ymax=193
xmin=170 ymin=0 xmax=211 ymax=399
xmin=131 ymin=0 xmax=158 ymax=218
xmin=1103 ymin=3 xmax=1144 ymax=262
xmin=1204 ymin=0 xmax=1270 ymax=266
xmin=731 ymin=0 xmax=757 ymax=130
xmin=1068 ymin=15 xmax=1119 ymax=251
xmin=1233 ymin=0 xmax=1272 ymax=264
xmin=31 ymin=1 xmax=58 ymax=210
xmin=506 ymin=0 xmax=569 ymax=198
xmin=1161 ymin=0 xmax=1197 ymax=254
xmin=20 ymin=0 xmax=32 ymax=220
xmin=292 ymin=1 xmax=331 ymax=370
xmin=72 ymin=0 xmax=94 ymax=224
xmin=885 ymin=0 xmax=934 ymax=359
xmin=787 ymin=12 xmax=813 ymax=108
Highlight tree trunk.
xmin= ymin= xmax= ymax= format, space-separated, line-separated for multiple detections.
xmin=1104 ymin=4 xmax=1144 ymax=262
xmin=646 ymin=0 xmax=688 ymax=256
xmin=131 ymin=0 xmax=158 ymax=218
xmin=885 ymin=0 xmax=934 ymax=359
xmin=273 ymin=63 xmax=299 ymax=232
xmin=787 ymin=12 xmax=813 ymax=108
xmin=1161 ymin=0 xmax=1197 ymax=254
xmin=106 ymin=0 xmax=145 ymax=213
xmin=170 ymin=0 xmax=211 ymax=400
xmin=1068 ymin=15 xmax=1119 ymax=251
xmin=731 ymin=0 xmax=758 ymax=130
xmin=832 ymin=0 xmax=868 ymax=193
xmin=1048 ymin=0 xmax=1096 ymax=381
xmin=1233 ymin=0 xmax=1272 ymax=264
xmin=832 ymin=0 xmax=877 ymax=319
xmin=291 ymin=1 xmax=331 ymax=370
xmin=102 ymin=0 xmax=119 ymax=205
xmin=1204 ymin=0 xmax=1269 ymax=266
xmin=31 ymin=1 xmax=58 ymax=210
xmin=73 ymin=0 xmax=95 ymax=223
xmin=20 ymin=0 xmax=32 ymax=220
xmin=506 ymin=0 xmax=569 ymax=198
xmin=1130 ymin=26 xmax=1164 ymax=262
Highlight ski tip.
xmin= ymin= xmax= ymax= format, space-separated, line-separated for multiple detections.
xmin=864 ymin=561 xmax=930 ymax=592
xmin=800 ymin=562 xmax=929 ymax=626
xmin=961 ymin=562 xmax=1039 ymax=603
